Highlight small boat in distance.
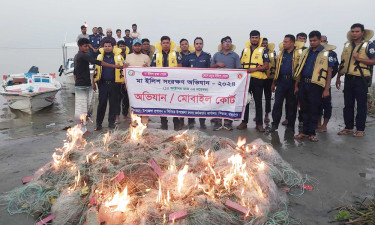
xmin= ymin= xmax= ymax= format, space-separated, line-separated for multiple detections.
xmin=0 ymin=67 xmax=61 ymax=114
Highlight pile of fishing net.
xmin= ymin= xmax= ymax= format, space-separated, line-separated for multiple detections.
xmin=0 ymin=121 xmax=309 ymax=225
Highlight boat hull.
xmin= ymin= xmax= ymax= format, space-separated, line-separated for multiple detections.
xmin=2 ymin=89 xmax=60 ymax=114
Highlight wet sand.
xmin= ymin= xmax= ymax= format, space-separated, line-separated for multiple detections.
xmin=0 ymin=86 xmax=374 ymax=224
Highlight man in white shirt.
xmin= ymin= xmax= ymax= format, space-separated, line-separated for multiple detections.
xmin=114 ymin=29 xmax=123 ymax=43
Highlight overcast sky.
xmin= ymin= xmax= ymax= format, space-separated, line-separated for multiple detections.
xmin=0 ymin=0 xmax=374 ymax=55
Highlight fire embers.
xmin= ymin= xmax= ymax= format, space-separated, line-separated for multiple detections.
xmin=44 ymin=115 xmax=297 ymax=225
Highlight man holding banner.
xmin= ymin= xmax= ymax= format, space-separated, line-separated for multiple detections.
xmin=125 ymin=59 xmax=249 ymax=130
xmin=150 ymin=36 xmax=183 ymax=130
xmin=185 ymin=37 xmax=211 ymax=129
xmin=211 ymin=36 xmax=242 ymax=131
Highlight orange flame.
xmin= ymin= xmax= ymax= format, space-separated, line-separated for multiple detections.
xmin=237 ymin=136 xmax=247 ymax=149
xmin=168 ymin=155 xmax=176 ymax=172
xmin=103 ymin=130 xmax=110 ymax=145
xmin=105 ymin=186 xmax=130 ymax=212
xmin=130 ymin=112 xmax=147 ymax=140
xmin=68 ymin=170 xmax=81 ymax=192
xmin=52 ymin=116 xmax=87 ymax=169
xmin=223 ymin=154 xmax=250 ymax=190
xmin=177 ymin=165 xmax=189 ymax=193
xmin=175 ymin=130 xmax=188 ymax=139
xmin=156 ymin=179 xmax=170 ymax=206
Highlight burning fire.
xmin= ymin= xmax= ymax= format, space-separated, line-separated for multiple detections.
xmin=223 ymin=154 xmax=250 ymax=190
xmin=68 ymin=170 xmax=81 ymax=193
xmin=105 ymin=186 xmax=130 ymax=213
xmin=47 ymin=111 xmax=276 ymax=223
xmin=168 ymin=155 xmax=176 ymax=172
xmin=130 ymin=112 xmax=147 ymax=140
xmin=156 ymin=179 xmax=170 ymax=206
xmin=236 ymin=136 xmax=247 ymax=149
xmin=52 ymin=115 xmax=87 ymax=169
xmin=177 ymin=165 xmax=189 ymax=194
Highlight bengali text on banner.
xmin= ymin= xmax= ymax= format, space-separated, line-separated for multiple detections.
xmin=124 ymin=67 xmax=250 ymax=120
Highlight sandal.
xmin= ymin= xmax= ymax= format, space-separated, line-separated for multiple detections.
xmin=337 ymin=129 xmax=353 ymax=135
xmin=309 ymin=135 xmax=319 ymax=142
xmin=294 ymin=133 xmax=308 ymax=139
xmin=256 ymin=125 xmax=265 ymax=132
xmin=353 ymin=131 xmax=365 ymax=137
xmin=316 ymin=128 xmax=327 ymax=133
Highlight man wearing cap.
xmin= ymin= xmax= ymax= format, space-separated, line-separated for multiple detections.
xmin=150 ymin=36 xmax=182 ymax=130
xmin=237 ymin=30 xmax=270 ymax=132
xmin=185 ymin=37 xmax=211 ymax=129
xmin=77 ymin=25 xmax=89 ymax=42
xmin=126 ymin=39 xmax=151 ymax=67
xmin=336 ymin=23 xmax=375 ymax=137
xmin=100 ymin=28 xmax=116 ymax=47
xmin=141 ymin=38 xmax=155 ymax=61
xmin=89 ymin=27 xmax=101 ymax=59
xmin=123 ymin=29 xmax=133 ymax=53
xmin=125 ymin=39 xmax=151 ymax=125
xmin=130 ymin=24 xmax=141 ymax=39
xmin=211 ymin=36 xmax=241 ymax=131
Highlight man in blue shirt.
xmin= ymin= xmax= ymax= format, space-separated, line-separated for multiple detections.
xmin=294 ymin=31 xmax=334 ymax=142
xmin=237 ymin=30 xmax=270 ymax=132
xmin=123 ymin=29 xmax=133 ymax=53
xmin=94 ymin=40 xmax=122 ymax=130
xmin=336 ymin=23 xmax=375 ymax=137
xmin=150 ymin=36 xmax=183 ymax=130
xmin=179 ymin=39 xmax=191 ymax=67
xmin=269 ymin=34 xmax=298 ymax=133
xmin=184 ymin=37 xmax=211 ymax=129
xmin=211 ymin=36 xmax=241 ymax=131
xmin=317 ymin=35 xmax=339 ymax=133
xmin=89 ymin=27 xmax=101 ymax=59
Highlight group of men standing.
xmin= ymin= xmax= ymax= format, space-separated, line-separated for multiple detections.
xmin=74 ymin=22 xmax=375 ymax=142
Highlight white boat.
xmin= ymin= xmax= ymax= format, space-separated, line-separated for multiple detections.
xmin=0 ymin=73 xmax=62 ymax=114
xmin=59 ymin=42 xmax=94 ymax=94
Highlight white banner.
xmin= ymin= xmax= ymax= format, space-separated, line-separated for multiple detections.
xmin=124 ymin=67 xmax=249 ymax=120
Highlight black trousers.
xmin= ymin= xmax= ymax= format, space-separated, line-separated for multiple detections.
xmin=271 ymin=79 xmax=297 ymax=129
xmin=343 ymin=75 xmax=368 ymax=131
xmin=188 ymin=118 xmax=206 ymax=125
xmin=96 ymin=82 xmax=121 ymax=126
xmin=320 ymin=87 xmax=332 ymax=119
xmin=264 ymin=78 xmax=273 ymax=114
xmin=161 ymin=117 xmax=180 ymax=125
xmin=119 ymin=84 xmax=129 ymax=116
xmin=243 ymin=77 xmax=264 ymax=125
xmin=285 ymin=99 xmax=303 ymax=122
xmin=298 ymin=82 xmax=323 ymax=136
